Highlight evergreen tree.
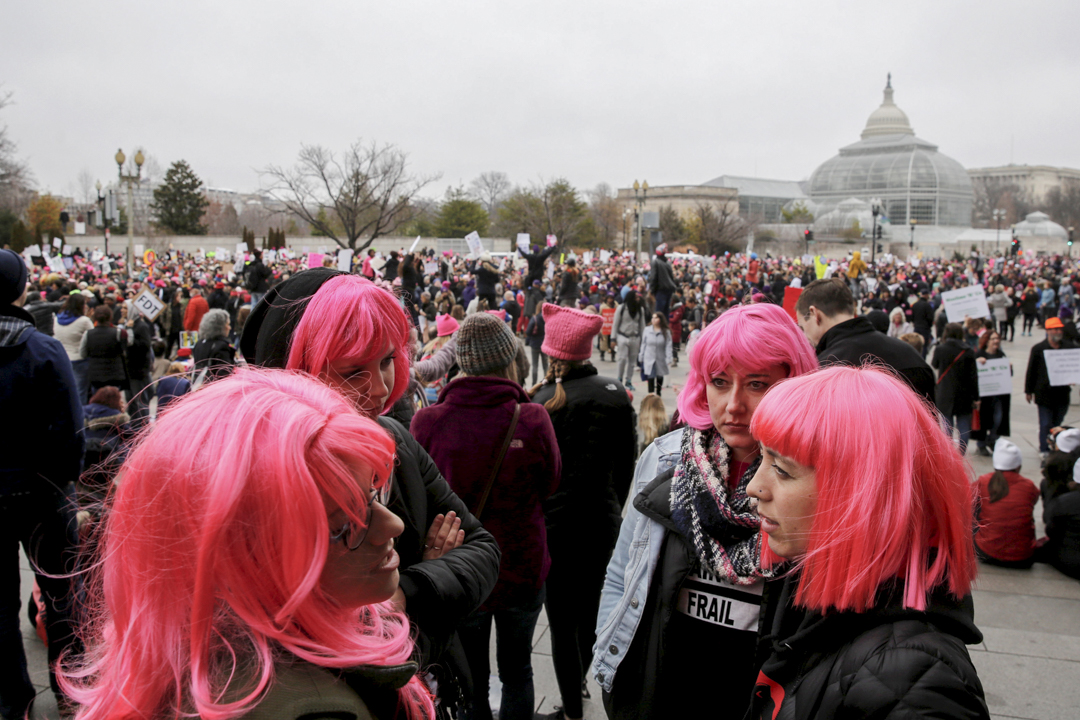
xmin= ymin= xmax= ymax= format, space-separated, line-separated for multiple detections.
xmin=434 ymin=186 xmax=489 ymax=238
xmin=150 ymin=160 xmax=210 ymax=235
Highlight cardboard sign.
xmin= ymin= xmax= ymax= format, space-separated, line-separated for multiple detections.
xmin=941 ymin=286 xmax=991 ymax=322
xmin=782 ymin=287 xmax=803 ymax=321
xmin=307 ymin=252 xmax=325 ymax=269
xmin=583 ymin=251 xmax=593 ymax=264
xmin=74 ymin=222 xmax=86 ymax=235
xmin=546 ymin=234 xmax=557 ymax=247
xmin=180 ymin=331 xmax=199 ymax=349
xmin=464 ymin=231 xmax=484 ymax=257
xmin=977 ymin=358 xmax=1012 ymax=397
xmin=52 ymin=237 xmax=63 ymax=248
xmin=517 ymin=234 xmax=531 ymax=253
xmin=337 ymin=249 xmax=354 ymax=272
xmin=132 ymin=289 xmax=165 ymax=321
xmin=62 ymin=244 xmax=72 ymax=255
xmin=1044 ymin=349 xmax=1080 ymax=387
xmin=423 ymin=261 xmax=438 ymax=276
xmin=599 ymin=250 xmax=611 ymax=263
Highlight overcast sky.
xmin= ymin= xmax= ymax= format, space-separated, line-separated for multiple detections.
xmin=4 ymin=0 xmax=1079 ymax=203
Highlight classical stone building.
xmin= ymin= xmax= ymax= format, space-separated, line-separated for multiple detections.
xmin=967 ymin=165 xmax=1080 ymax=205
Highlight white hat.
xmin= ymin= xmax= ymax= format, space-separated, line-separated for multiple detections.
xmin=992 ymin=438 xmax=1022 ymax=472
xmin=1055 ymin=428 xmax=1080 ymax=454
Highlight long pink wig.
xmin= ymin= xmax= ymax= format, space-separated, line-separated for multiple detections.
xmin=751 ymin=365 xmax=978 ymax=612
xmin=286 ymin=274 xmax=412 ymax=412
xmin=63 ymin=369 xmax=433 ymax=720
xmin=676 ymin=303 xmax=818 ymax=430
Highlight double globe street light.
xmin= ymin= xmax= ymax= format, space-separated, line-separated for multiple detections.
xmin=116 ymin=148 xmax=145 ymax=268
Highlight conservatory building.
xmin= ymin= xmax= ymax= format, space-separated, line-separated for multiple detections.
xmin=808 ymin=76 xmax=973 ymax=227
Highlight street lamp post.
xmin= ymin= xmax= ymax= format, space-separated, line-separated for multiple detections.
xmin=909 ymin=218 xmax=916 ymax=251
xmin=870 ymin=197 xmax=882 ymax=266
xmin=116 ymin=148 xmax=145 ymax=270
xmin=622 ymin=208 xmax=632 ymax=252
xmin=632 ymin=179 xmax=648 ymax=260
xmin=993 ymin=208 xmax=1006 ymax=255
xmin=95 ymin=180 xmax=111 ymax=257
xmin=1070 ymin=226 xmax=1075 ymax=257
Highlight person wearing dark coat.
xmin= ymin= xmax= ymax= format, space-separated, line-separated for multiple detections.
xmin=1040 ymin=455 xmax=1080 ymax=579
xmin=0 ymin=249 xmax=83 ymax=718
xmin=524 ymin=308 xmax=547 ymax=386
xmin=795 ymin=279 xmax=935 ymax=406
xmin=520 ymin=244 xmax=558 ymax=286
xmin=556 ymin=260 xmax=581 ymax=307
xmin=192 ymin=309 xmax=236 ymax=382
xmin=239 ymin=267 xmax=500 ymax=713
xmin=932 ymin=323 xmax=980 ymax=455
xmin=528 ymin=303 xmax=635 ymax=720
xmin=244 ymin=252 xmax=273 ymax=306
xmin=383 ymin=250 xmax=401 ymax=282
xmin=411 ymin=314 xmax=561 ymax=720
xmin=473 ymin=254 xmax=501 ymax=308
xmin=911 ymin=291 xmax=935 ymax=356
xmin=23 ymin=291 xmax=60 ymax=336
xmin=972 ymin=330 xmax=1012 ymax=456
xmin=1025 ymin=317 xmax=1076 ymax=453
xmin=648 ymin=245 xmax=677 ymax=316
xmin=80 ymin=305 xmax=133 ymax=395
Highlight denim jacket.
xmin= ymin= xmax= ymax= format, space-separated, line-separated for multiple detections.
xmin=591 ymin=427 xmax=684 ymax=693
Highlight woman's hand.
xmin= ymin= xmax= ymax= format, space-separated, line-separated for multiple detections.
xmin=977 ymin=357 xmax=987 ymax=365
xmin=422 ymin=511 xmax=464 ymax=561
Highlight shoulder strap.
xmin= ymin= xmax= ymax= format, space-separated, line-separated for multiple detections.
xmin=936 ymin=347 xmax=967 ymax=385
xmin=473 ymin=404 xmax=520 ymax=520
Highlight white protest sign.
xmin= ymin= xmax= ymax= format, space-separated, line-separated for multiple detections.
xmin=941 ymin=286 xmax=991 ymax=322
xmin=517 ymin=234 xmax=531 ymax=253
xmin=74 ymin=222 xmax=86 ymax=235
xmin=1044 ymin=349 xmax=1080 ymax=387
xmin=547 ymin=263 xmax=555 ymax=280
xmin=599 ymin=250 xmax=611 ymax=263
xmin=265 ymin=249 xmax=277 ymax=263
xmin=135 ymin=244 xmax=144 ymax=257
xmin=583 ymin=251 xmax=593 ymax=264
xmin=62 ymin=244 xmax=72 ymax=255
xmin=409 ymin=235 xmax=421 ymax=252
xmin=423 ymin=261 xmax=438 ymax=276
xmin=464 ymin=231 xmax=484 ymax=257
xmin=47 ymin=256 xmax=65 ymax=272
xmin=52 ymin=237 xmax=63 ymax=248
xmin=236 ymin=242 xmax=247 ymax=256
xmin=216 ymin=247 xmax=231 ymax=261
xmin=337 ymin=248 xmax=354 ymax=272
xmin=132 ymin=289 xmax=165 ymax=321
xmin=977 ymin=358 xmax=1012 ymax=397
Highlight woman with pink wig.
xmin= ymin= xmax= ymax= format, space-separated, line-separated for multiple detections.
xmin=63 ymin=370 xmax=436 ymax=720
xmin=745 ymin=365 xmax=987 ymax=719
xmin=239 ymin=268 xmax=500 ymax=713
xmin=592 ymin=303 xmax=817 ymax=720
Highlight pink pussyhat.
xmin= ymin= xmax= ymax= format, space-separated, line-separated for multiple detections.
xmin=541 ymin=302 xmax=603 ymax=361
xmin=436 ymin=313 xmax=459 ymax=337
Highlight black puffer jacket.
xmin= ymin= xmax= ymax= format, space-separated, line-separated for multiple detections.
xmin=748 ymin=577 xmax=989 ymax=720
xmin=816 ymin=316 xmax=936 ymax=405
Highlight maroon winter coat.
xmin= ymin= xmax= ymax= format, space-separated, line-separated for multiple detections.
xmin=411 ymin=377 xmax=561 ymax=611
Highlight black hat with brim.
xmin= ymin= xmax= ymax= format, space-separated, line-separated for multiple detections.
xmin=239 ymin=267 xmax=345 ymax=368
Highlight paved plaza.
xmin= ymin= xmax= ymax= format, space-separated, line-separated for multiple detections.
xmin=17 ymin=325 xmax=1080 ymax=719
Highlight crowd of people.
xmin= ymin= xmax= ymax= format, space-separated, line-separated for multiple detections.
xmin=4 ymin=234 xmax=1080 ymax=720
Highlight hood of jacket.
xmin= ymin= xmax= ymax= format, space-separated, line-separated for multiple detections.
xmin=0 ymin=304 xmax=35 ymax=349
xmin=436 ymin=375 xmax=530 ymax=407
xmin=83 ymin=403 xmax=130 ymax=430
xmin=56 ymin=310 xmax=81 ymax=326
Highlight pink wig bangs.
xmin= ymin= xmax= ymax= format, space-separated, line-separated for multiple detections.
xmin=750 ymin=365 xmax=978 ymax=613
xmin=677 ymin=303 xmax=818 ymax=430
xmin=63 ymin=369 xmax=433 ymax=720
xmin=286 ymin=275 xmax=412 ymax=412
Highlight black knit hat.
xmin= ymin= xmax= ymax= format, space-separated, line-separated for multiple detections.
xmin=0 ymin=249 xmax=28 ymax=306
xmin=456 ymin=313 xmax=518 ymax=376
xmin=239 ymin=268 xmax=345 ymax=367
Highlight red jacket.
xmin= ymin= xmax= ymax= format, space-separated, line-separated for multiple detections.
xmin=975 ymin=471 xmax=1039 ymax=562
xmin=183 ymin=295 xmax=209 ymax=332
xmin=411 ymin=377 xmax=561 ymax=610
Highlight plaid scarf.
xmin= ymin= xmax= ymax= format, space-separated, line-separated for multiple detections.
xmin=669 ymin=426 xmax=779 ymax=586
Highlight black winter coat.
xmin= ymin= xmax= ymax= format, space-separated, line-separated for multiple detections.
xmin=931 ymin=339 xmax=979 ymax=417
xmin=377 ymin=417 xmax=501 ymax=685
xmin=532 ymin=365 xmax=635 ymax=541
xmin=521 ymin=246 xmax=558 ymax=286
xmin=1024 ymin=338 xmax=1076 ymax=408
xmin=911 ymin=299 xmax=935 ymax=332
xmin=816 ymin=316 xmax=936 ymax=405
xmin=192 ymin=337 xmax=236 ymax=381
xmin=649 ymin=256 xmax=677 ymax=294
xmin=748 ymin=577 xmax=988 ymax=720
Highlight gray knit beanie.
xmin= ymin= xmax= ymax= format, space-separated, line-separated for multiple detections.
xmin=457 ymin=313 xmax=518 ymax=376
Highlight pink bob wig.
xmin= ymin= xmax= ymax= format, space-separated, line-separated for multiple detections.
xmin=751 ymin=365 xmax=978 ymax=613
xmin=286 ymin=274 xmax=412 ymax=412
xmin=676 ymin=303 xmax=818 ymax=430
xmin=62 ymin=369 xmax=434 ymax=720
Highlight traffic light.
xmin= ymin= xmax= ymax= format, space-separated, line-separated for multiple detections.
xmin=874 ymin=225 xmax=882 ymax=240
xmin=804 ymin=229 xmax=814 ymax=243
xmin=1011 ymin=237 xmax=1021 ymax=256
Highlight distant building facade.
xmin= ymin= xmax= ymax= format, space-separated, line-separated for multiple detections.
xmin=700 ymin=175 xmax=807 ymax=223
xmin=967 ymin=165 xmax=1080 ymax=205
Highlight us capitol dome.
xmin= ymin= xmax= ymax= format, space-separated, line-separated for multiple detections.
xmin=807 ymin=75 xmax=973 ymax=228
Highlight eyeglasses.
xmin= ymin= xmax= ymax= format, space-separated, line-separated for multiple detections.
xmin=329 ymin=473 xmax=394 ymax=551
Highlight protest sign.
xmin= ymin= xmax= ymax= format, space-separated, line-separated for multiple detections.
xmin=977 ymin=358 xmax=1012 ymax=396
xmin=180 ymin=331 xmax=199 ymax=349
xmin=47 ymin=256 xmax=65 ymax=272
xmin=517 ymin=234 xmax=530 ymax=253
xmin=583 ymin=251 xmax=593 ymax=265
xmin=52 ymin=237 xmax=63 ymax=248
xmin=409 ymin=236 xmax=421 ymax=252
xmin=1044 ymin=349 xmax=1080 ymax=387
xmin=62 ymin=244 xmax=72 ymax=255
xmin=599 ymin=250 xmax=611 ymax=263
xmin=465 ymin=231 xmax=484 ymax=257
xmin=337 ymin=249 xmax=354 ymax=272
xmin=423 ymin=261 xmax=438 ymax=275
xmin=132 ymin=289 xmax=165 ymax=321
xmin=546 ymin=234 xmax=557 ymax=248
xmin=307 ymin=253 xmax=325 ymax=269
xmin=940 ymin=285 xmax=991 ymax=322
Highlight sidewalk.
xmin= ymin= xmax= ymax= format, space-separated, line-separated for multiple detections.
xmin=17 ymin=325 xmax=1080 ymax=719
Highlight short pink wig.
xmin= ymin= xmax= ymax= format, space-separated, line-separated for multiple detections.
xmin=63 ymin=369 xmax=433 ymax=720
xmin=751 ymin=365 xmax=978 ymax=613
xmin=677 ymin=303 xmax=818 ymax=430
xmin=286 ymin=274 xmax=412 ymax=412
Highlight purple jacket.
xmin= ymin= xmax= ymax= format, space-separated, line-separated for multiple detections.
xmin=411 ymin=377 xmax=561 ymax=611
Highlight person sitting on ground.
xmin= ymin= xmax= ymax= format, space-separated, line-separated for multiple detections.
xmin=974 ymin=439 xmax=1039 ymax=568
xmin=1036 ymin=452 xmax=1080 ymax=580
xmin=796 ymin=278 xmax=935 ymax=405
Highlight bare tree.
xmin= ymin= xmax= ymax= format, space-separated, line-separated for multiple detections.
xmin=262 ymin=140 xmax=440 ymax=251
xmin=688 ymin=201 xmax=750 ymax=255
xmin=586 ymin=183 xmax=622 ymax=248
xmin=469 ymin=171 xmax=511 ymax=218
xmin=0 ymin=90 xmax=34 ymax=214
xmin=76 ymin=168 xmax=96 ymax=205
